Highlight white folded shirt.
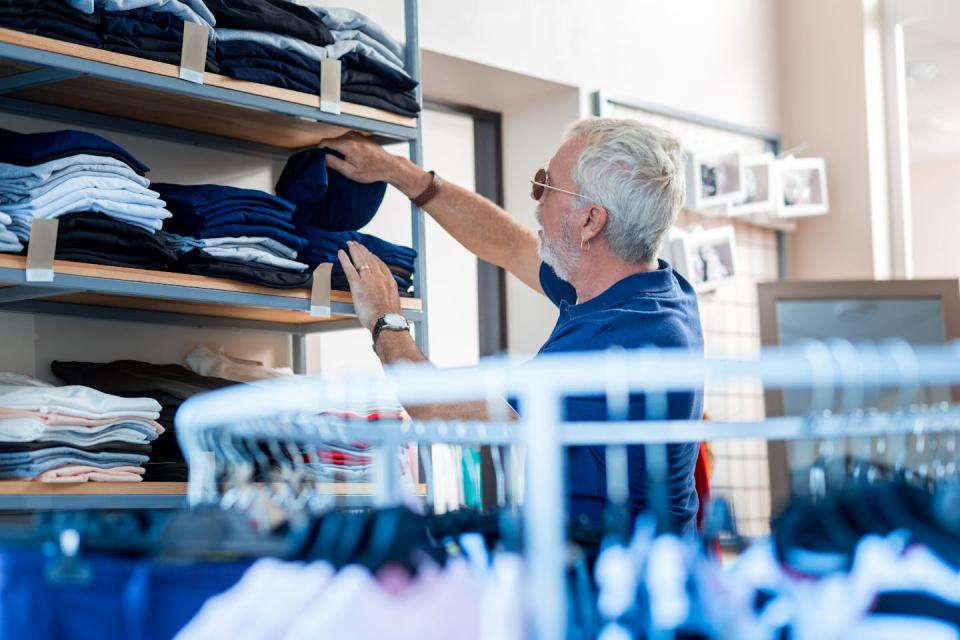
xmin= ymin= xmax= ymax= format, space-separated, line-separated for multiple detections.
xmin=0 ymin=383 xmax=161 ymax=420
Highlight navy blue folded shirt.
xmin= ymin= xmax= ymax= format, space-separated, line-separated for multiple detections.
xmin=152 ymin=183 xmax=295 ymax=213
xmin=276 ymin=149 xmax=387 ymax=231
xmin=0 ymin=128 xmax=149 ymax=173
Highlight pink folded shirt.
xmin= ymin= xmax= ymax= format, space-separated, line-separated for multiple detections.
xmin=37 ymin=465 xmax=146 ymax=483
xmin=0 ymin=408 xmax=163 ymax=432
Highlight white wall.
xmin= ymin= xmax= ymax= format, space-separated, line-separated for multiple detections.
xmin=910 ymin=156 xmax=960 ymax=278
xmin=779 ymin=0 xmax=892 ymax=281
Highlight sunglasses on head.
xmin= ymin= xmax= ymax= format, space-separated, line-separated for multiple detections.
xmin=530 ymin=168 xmax=588 ymax=202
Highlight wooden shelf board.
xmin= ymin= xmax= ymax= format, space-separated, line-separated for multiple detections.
xmin=0 ymin=482 xmax=424 ymax=496
xmin=0 ymin=255 xmax=422 ymax=322
xmin=0 ymin=29 xmax=416 ymax=149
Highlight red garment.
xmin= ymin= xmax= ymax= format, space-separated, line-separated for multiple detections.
xmin=694 ymin=442 xmax=711 ymax=530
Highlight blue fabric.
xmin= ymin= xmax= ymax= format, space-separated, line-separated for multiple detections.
xmin=65 ymin=0 xmax=215 ymax=28
xmin=302 ymin=5 xmax=404 ymax=60
xmin=524 ymin=260 xmax=704 ymax=534
xmin=0 ymin=129 xmax=149 ymax=174
xmin=0 ymin=155 xmax=146 ymax=188
xmin=188 ymin=210 xmax=297 ymax=232
xmin=277 ymin=150 xmax=387 ymax=231
xmin=297 ymin=228 xmax=415 ymax=271
xmin=0 ymin=547 xmax=131 ymax=640
xmin=123 ymin=561 xmax=250 ymax=640
xmin=152 ymin=183 xmax=294 ymax=212
xmin=0 ymin=547 xmax=248 ymax=640
xmin=188 ymin=223 xmax=307 ymax=252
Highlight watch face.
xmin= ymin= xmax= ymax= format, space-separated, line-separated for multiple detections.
xmin=384 ymin=313 xmax=407 ymax=329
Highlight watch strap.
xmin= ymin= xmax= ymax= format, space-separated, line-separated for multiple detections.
xmin=411 ymin=171 xmax=442 ymax=208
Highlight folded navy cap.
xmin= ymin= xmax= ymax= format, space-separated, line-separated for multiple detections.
xmin=276 ymin=148 xmax=387 ymax=232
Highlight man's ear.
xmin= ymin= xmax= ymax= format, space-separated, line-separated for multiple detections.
xmin=581 ymin=204 xmax=608 ymax=243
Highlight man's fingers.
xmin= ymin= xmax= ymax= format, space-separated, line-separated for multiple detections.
xmin=317 ymin=137 xmax=350 ymax=153
xmin=337 ymin=249 xmax=359 ymax=286
xmin=324 ymin=154 xmax=357 ymax=177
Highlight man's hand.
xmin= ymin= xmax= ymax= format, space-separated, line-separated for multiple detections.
xmin=338 ymin=240 xmax=402 ymax=333
xmin=319 ymin=132 xmax=431 ymax=197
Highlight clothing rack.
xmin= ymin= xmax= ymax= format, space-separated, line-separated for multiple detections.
xmin=176 ymin=338 xmax=960 ymax=640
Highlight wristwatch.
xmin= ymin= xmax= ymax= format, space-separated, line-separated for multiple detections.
xmin=372 ymin=313 xmax=410 ymax=351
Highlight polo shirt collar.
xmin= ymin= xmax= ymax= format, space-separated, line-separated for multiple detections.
xmin=560 ymin=260 xmax=676 ymax=318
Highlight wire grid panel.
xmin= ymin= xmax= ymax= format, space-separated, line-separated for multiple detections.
xmin=608 ymin=101 xmax=777 ymax=536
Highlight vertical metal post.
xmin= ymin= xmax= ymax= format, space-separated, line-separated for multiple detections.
xmin=291 ymin=333 xmax=307 ymax=375
xmin=404 ymin=0 xmax=429 ymax=357
xmin=523 ymin=387 xmax=566 ymax=640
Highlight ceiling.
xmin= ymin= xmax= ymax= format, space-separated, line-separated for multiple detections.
xmin=900 ymin=1 xmax=960 ymax=163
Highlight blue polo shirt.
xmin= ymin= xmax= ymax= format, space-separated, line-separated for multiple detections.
xmin=536 ymin=260 xmax=703 ymax=533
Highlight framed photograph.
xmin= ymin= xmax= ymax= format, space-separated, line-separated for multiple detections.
xmin=667 ymin=225 xmax=738 ymax=293
xmin=729 ymin=152 xmax=775 ymax=216
xmin=684 ymin=150 xmax=745 ymax=211
xmin=774 ymin=157 xmax=829 ymax=217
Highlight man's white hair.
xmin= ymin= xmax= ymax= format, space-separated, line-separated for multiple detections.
xmin=565 ymin=118 xmax=685 ymax=264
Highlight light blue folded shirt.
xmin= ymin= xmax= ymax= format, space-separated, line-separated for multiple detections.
xmin=296 ymin=4 xmax=404 ymax=60
xmin=330 ymin=29 xmax=403 ymax=69
xmin=1 ymin=186 xmax=167 ymax=218
xmin=0 ymin=211 xmax=10 ymax=226
xmin=0 ymin=154 xmax=148 ymax=185
xmin=64 ymin=0 xmax=215 ymax=28
xmin=201 ymin=245 xmax=308 ymax=271
xmin=164 ymin=233 xmax=299 ymax=260
xmin=0 ymin=175 xmax=160 ymax=208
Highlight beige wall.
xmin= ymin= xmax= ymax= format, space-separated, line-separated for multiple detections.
xmin=910 ymin=157 xmax=960 ymax=278
xmin=779 ymin=0 xmax=891 ymax=281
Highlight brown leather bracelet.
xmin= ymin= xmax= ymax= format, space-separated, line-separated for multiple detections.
xmin=411 ymin=171 xmax=442 ymax=208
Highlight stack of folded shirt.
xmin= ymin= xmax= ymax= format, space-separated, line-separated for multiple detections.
xmin=1 ymin=2 xmax=218 ymax=71
xmin=56 ymin=212 xmax=179 ymax=270
xmin=97 ymin=5 xmax=219 ymax=72
xmin=0 ymin=374 xmax=161 ymax=482
xmin=0 ymin=0 xmax=101 ymax=47
xmin=51 ymin=359 xmax=238 ymax=481
xmin=0 ymin=128 xmax=169 ymax=243
xmin=210 ymin=1 xmax=419 ymax=116
xmin=298 ymin=228 xmax=417 ymax=296
xmin=65 ymin=0 xmax=216 ymax=28
xmin=155 ymin=183 xmax=311 ymax=289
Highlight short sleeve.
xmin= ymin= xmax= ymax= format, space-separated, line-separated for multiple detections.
xmin=539 ymin=262 xmax=577 ymax=308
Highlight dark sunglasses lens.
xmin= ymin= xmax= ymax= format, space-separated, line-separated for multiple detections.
xmin=531 ymin=168 xmax=547 ymax=201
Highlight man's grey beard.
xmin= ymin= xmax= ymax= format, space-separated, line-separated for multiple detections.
xmin=538 ymin=228 xmax=580 ymax=282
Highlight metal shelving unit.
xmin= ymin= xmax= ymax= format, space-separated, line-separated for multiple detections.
xmin=0 ymin=0 xmax=428 ymax=509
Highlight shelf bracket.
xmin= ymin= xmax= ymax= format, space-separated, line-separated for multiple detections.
xmin=0 ymin=68 xmax=81 ymax=94
xmin=0 ymin=285 xmax=77 ymax=304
